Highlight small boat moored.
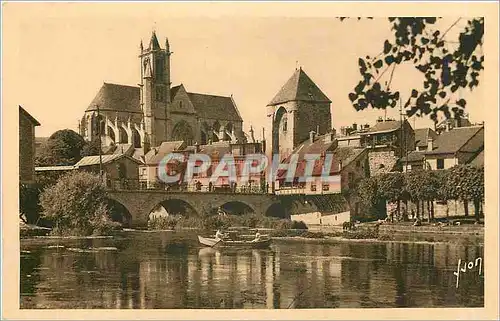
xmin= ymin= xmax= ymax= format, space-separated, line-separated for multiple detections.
xmin=197 ymin=235 xmax=271 ymax=249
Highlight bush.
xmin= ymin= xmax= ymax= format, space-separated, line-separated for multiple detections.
xmin=39 ymin=171 xmax=121 ymax=236
xmin=343 ymin=226 xmax=379 ymax=239
xmin=301 ymin=231 xmax=325 ymax=238
xmin=202 ymin=215 xmax=230 ymax=231
xmin=148 ymin=216 xmax=179 ymax=230
xmin=291 ymin=220 xmax=308 ymax=230
xmin=19 ymin=183 xmax=42 ymax=224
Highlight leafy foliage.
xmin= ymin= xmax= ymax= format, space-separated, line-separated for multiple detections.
xmin=377 ymin=172 xmax=405 ymax=202
xmin=19 ymin=183 xmax=42 ymax=224
xmin=355 ymin=165 xmax=484 ymax=220
xmin=39 ymin=171 xmax=119 ymax=235
xmin=442 ymin=165 xmax=484 ymax=201
xmin=35 ymin=129 xmax=86 ymax=166
xmin=81 ymin=137 xmax=102 ymax=157
xmin=346 ymin=17 xmax=484 ymax=123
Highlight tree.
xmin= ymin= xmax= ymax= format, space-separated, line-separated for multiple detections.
xmin=39 ymin=171 xmax=120 ymax=235
xmin=19 ymin=183 xmax=42 ymax=224
xmin=81 ymin=137 xmax=102 ymax=157
xmin=377 ymin=172 xmax=405 ymax=221
xmin=346 ymin=17 xmax=484 ymax=124
xmin=443 ymin=165 xmax=484 ymax=222
xmin=35 ymin=129 xmax=86 ymax=166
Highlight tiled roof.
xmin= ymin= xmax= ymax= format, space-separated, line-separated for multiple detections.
xmin=144 ymin=141 xmax=186 ymax=165
xmin=113 ymin=144 xmax=134 ymax=156
xmin=401 ymin=151 xmax=425 ymax=163
xmin=35 ymin=165 xmax=75 ymax=171
xmin=20 ymin=106 xmax=41 ymax=126
xmin=74 ymin=154 xmax=141 ymax=167
xmin=414 ymin=128 xmax=437 ymax=148
xmin=268 ymin=68 xmax=331 ymax=106
xmin=288 ymin=134 xmax=338 ymax=158
xmin=363 ymin=120 xmax=403 ymax=135
xmin=170 ymin=85 xmax=182 ymax=100
xmin=187 ymin=93 xmax=243 ymax=122
xmin=469 ymin=150 xmax=484 ymax=167
xmin=198 ymin=141 xmax=232 ymax=157
xmin=278 ymin=134 xmax=366 ymax=178
xmin=86 ymin=83 xmax=142 ymax=114
xmin=426 ymin=126 xmax=483 ymax=155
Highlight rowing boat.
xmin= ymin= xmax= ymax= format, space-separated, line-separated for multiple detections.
xmin=197 ymin=235 xmax=271 ymax=249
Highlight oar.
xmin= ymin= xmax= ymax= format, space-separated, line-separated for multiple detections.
xmin=211 ymin=239 xmax=222 ymax=248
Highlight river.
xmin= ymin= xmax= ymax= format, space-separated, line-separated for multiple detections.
xmin=20 ymin=231 xmax=484 ymax=309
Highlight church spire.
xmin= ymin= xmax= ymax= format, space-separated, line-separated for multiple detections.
xmin=149 ymin=31 xmax=161 ymax=50
xmin=140 ymin=40 xmax=144 ymax=52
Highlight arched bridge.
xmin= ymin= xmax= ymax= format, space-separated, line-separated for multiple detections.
xmin=107 ymin=190 xmax=285 ymax=228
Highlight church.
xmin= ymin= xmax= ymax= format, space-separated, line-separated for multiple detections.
xmin=79 ymin=31 xmax=245 ymax=154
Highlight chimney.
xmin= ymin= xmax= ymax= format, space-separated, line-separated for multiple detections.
xmin=427 ymin=138 xmax=433 ymax=151
xmin=194 ymin=142 xmax=200 ymax=153
xmin=309 ymin=130 xmax=316 ymax=143
xmin=316 ymin=125 xmax=320 ymax=135
xmin=352 ymin=123 xmax=358 ymax=131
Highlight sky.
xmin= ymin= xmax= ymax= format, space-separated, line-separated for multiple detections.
xmin=3 ymin=3 xmax=485 ymax=138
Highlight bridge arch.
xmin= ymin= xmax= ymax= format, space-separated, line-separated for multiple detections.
xmin=151 ymin=198 xmax=200 ymax=218
xmin=265 ymin=202 xmax=289 ymax=219
xmin=216 ymin=200 xmax=256 ymax=216
xmin=105 ymin=197 xmax=132 ymax=227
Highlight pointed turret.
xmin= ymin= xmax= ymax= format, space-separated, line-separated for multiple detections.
xmin=140 ymin=40 xmax=144 ymax=52
xmin=165 ymin=37 xmax=170 ymax=52
xmin=267 ymin=68 xmax=331 ymax=106
xmin=149 ymin=31 xmax=161 ymax=50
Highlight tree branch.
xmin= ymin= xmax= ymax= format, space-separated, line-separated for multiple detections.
xmin=438 ymin=17 xmax=462 ymax=42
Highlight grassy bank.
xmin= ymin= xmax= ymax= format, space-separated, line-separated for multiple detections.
xmin=274 ymin=222 xmax=484 ymax=244
xmin=148 ymin=214 xmax=308 ymax=231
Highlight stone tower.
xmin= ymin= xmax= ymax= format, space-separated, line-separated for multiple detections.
xmin=139 ymin=31 xmax=172 ymax=147
xmin=266 ymin=67 xmax=332 ymax=161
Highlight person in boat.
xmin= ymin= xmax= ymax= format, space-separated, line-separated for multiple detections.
xmin=252 ymin=231 xmax=262 ymax=242
xmin=215 ymin=229 xmax=224 ymax=241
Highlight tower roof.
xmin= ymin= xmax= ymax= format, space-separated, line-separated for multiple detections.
xmin=86 ymin=83 xmax=141 ymax=114
xmin=268 ymin=68 xmax=331 ymax=106
xmin=149 ymin=31 xmax=161 ymax=50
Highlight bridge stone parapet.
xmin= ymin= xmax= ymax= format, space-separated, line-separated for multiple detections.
xmin=106 ymin=190 xmax=283 ymax=228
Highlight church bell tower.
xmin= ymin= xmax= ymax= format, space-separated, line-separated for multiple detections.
xmin=139 ymin=31 xmax=171 ymax=147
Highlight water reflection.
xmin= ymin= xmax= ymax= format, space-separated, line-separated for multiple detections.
xmin=20 ymin=233 xmax=484 ymax=309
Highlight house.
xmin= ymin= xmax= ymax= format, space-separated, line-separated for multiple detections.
xmin=19 ymin=106 xmax=41 ymax=185
xmin=425 ymin=125 xmax=484 ymax=170
xmin=190 ymin=141 xmax=265 ymax=192
xmin=358 ymin=119 xmax=415 ymax=156
xmin=140 ymin=141 xmax=187 ymax=189
xmin=414 ymin=128 xmax=438 ymax=152
xmin=73 ymin=153 xmax=142 ymax=189
xmin=435 ymin=115 xmax=472 ymax=134
xmin=275 ymin=131 xmax=370 ymax=196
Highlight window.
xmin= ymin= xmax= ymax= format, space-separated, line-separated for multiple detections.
xmin=282 ymin=116 xmax=288 ymax=132
xmin=310 ymin=183 xmax=317 ymax=192
xmin=437 ymin=158 xmax=445 ymax=169
xmin=356 ymin=160 xmax=360 ymax=168
xmin=179 ymin=101 xmax=183 ymax=109
xmin=155 ymin=57 xmax=164 ymax=80
xmin=322 ymin=183 xmax=329 ymax=191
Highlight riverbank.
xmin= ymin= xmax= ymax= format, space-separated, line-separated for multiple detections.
xmin=272 ymin=223 xmax=484 ymax=245
xmin=20 ymin=220 xmax=484 ymax=245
